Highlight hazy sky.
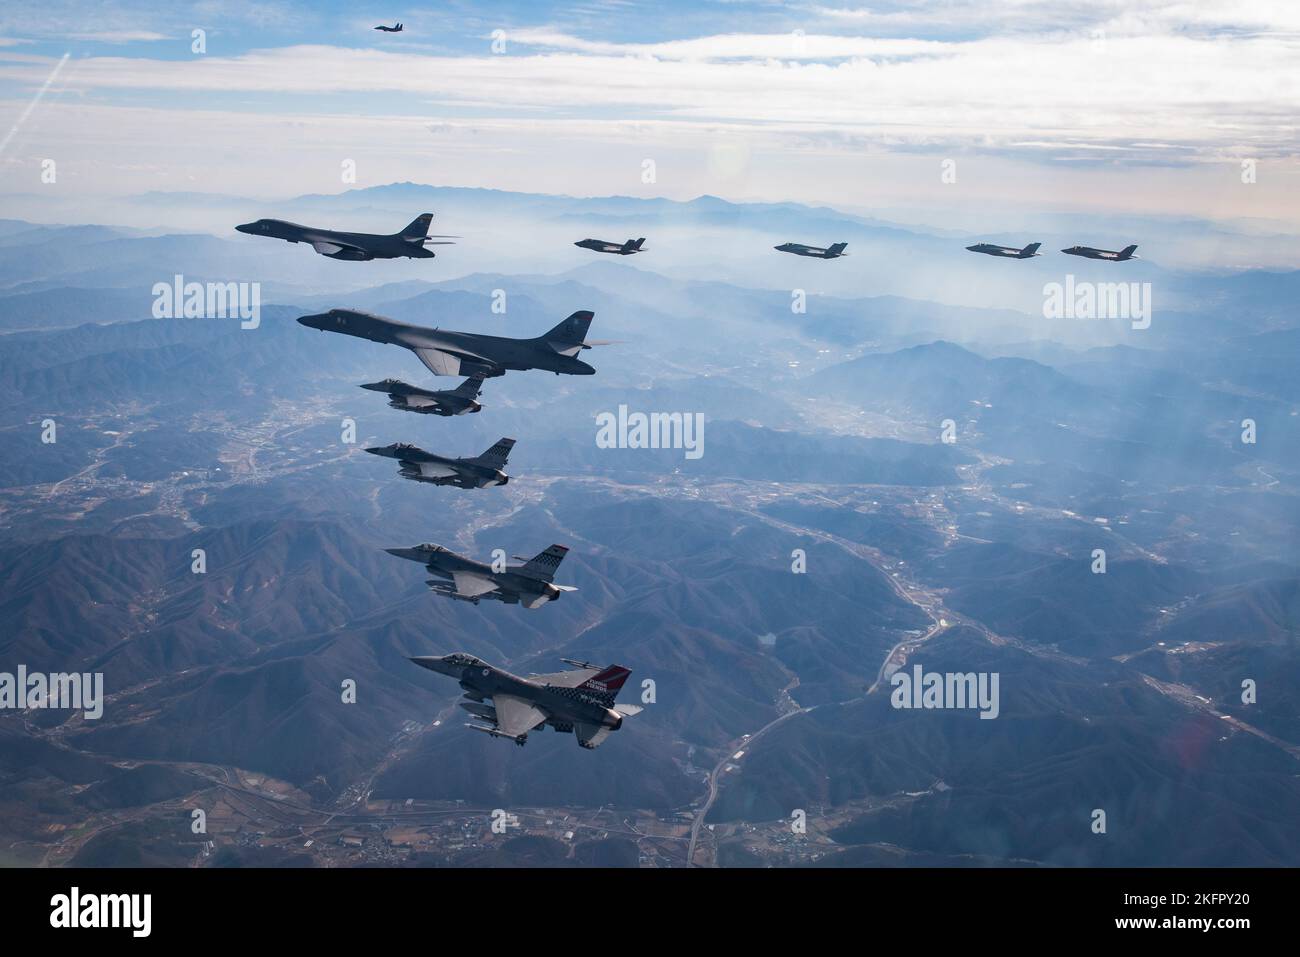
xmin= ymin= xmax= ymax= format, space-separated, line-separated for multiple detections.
xmin=1 ymin=1 xmax=1297 ymax=225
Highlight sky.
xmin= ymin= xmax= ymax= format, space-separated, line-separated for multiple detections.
xmin=0 ymin=1 xmax=1298 ymax=227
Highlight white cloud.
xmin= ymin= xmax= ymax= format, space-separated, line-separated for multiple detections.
xmin=65 ymin=31 xmax=170 ymax=43
xmin=1 ymin=27 xmax=1293 ymax=163
xmin=0 ymin=2 xmax=1296 ymax=220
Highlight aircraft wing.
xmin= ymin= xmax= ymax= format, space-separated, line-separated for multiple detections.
xmin=415 ymin=462 xmax=458 ymax=479
xmin=414 ymin=347 xmax=466 ymax=377
xmin=413 ymin=346 xmax=497 ymax=378
xmin=528 ymin=667 xmax=600 ymax=688
xmin=311 ymin=240 xmax=366 ymax=257
xmin=451 ymin=570 xmax=499 ymax=598
xmin=490 ymin=694 xmax=549 ymax=737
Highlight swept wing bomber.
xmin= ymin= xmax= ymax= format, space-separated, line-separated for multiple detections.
xmin=298 ymin=308 xmax=604 ymax=378
xmin=236 ymin=212 xmax=455 ymax=261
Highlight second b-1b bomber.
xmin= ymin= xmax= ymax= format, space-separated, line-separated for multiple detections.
xmin=298 ymin=308 xmax=605 ymax=378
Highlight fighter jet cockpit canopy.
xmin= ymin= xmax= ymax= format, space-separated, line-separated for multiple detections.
xmin=444 ymin=653 xmax=485 ymax=667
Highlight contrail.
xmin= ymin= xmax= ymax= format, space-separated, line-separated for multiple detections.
xmin=0 ymin=52 xmax=71 ymax=157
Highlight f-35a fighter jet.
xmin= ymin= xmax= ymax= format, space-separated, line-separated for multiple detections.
xmin=575 ymin=237 xmax=645 ymax=255
xmin=410 ymin=653 xmax=642 ymax=748
xmin=966 ymin=241 xmax=1041 ymax=259
xmin=359 ymin=377 xmax=484 ymax=415
xmin=775 ymin=241 xmax=848 ymax=259
xmin=385 ymin=542 xmax=577 ymax=608
xmin=298 ymin=308 xmax=604 ymax=378
xmin=365 ymin=438 xmax=514 ymax=488
xmin=1062 ymin=243 xmax=1139 ymax=261
xmin=236 ymin=212 xmax=455 ymax=261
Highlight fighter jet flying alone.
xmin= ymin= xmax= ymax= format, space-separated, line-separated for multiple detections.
xmin=374 ymin=22 xmax=403 ymax=32
xmin=365 ymin=438 xmax=514 ymax=489
xmin=775 ymin=241 xmax=848 ymax=259
xmin=966 ymin=241 xmax=1042 ymax=259
xmin=1062 ymin=244 xmax=1139 ymax=261
xmin=359 ymin=377 xmax=484 ymax=415
xmin=298 ymin=308 xmax=606 ymax=378
xmin=385 ymin=542 xmax=578 ymax=608
xmin=410 ymin=653 xmax=641 ymax=748
xmin=236 ymin=213 xmax=455 ymax=261
xmin=575 ymin=237 xmax=645 ymax=255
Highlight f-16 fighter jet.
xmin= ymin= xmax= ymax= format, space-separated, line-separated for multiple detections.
xmin=298 ymin=308 xmax=604 ymax=378
xmin=365 ymin=438 xmax=514 ymax=489
xmin=774 ymin=241 xmax=848 ymax=259
xmin=235 ymin=212 xmax=455 ymax=260
xmin=385 ymin=542 xmax=577 ymax=608
xmin=575 ymin=237 xmax=645 ymax=255
xmin=375 ymin=22 xmax=403 ymax=32
xmin=966 ymin=241 xmax=1042 ymax=259
xmin=1061 ymin=243 xmax=1139 ymax=261
xmin=359 ymin=377 xmax=484 ymax=415
xmin=410 ymin=653 xmax=642 ymax=748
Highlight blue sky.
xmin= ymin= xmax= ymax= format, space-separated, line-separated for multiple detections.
xmin=1 ymin=1 xmax=1298 ymax=224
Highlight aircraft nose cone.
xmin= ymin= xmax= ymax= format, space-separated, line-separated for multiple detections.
xmin=384 ymin=546 xmax=425 ymax=562
xmin=408 ymin=656 xmax=440 ymax=672
xmin=363 ymin=446 xmax=386 ymax=456
xmin=235 ymin=222 xmax=255 ymax=234
xmin=296 ymin=313 xmax=328 ymax=329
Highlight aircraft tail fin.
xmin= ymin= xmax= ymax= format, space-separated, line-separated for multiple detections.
xmin=827 ymin=242 xmax=848 ymax=257
xmin=1021 ymin=242 xmax=1041 ymax=257
xmin=472 ymin=437 xmax=515 ymax=469
xmin=451 ymin=376 xmax=484 ymax=397
xmin=1119 ymin=244 xmax=1138 ymax=259
xmin=399 ymin=213 xmax=433 ymax=241
xmin=516 ymin=544 xmax=569 ymax=581
xmin=622 ymin=237 xmax=645 ymax=253
xmin=578 ymin=665 xmax=632 ymax=706
xmin=541 ymin=310 xmax=594 ymax=347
